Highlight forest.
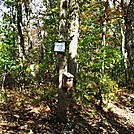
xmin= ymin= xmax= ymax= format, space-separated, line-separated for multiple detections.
xmin=0 ymin=0 xmax=134 ymax=133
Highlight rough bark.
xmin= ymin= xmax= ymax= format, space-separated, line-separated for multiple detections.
xmin=17 ymin=3 xmax=25 ymax=56
xmin=124 ymin=0 xmax=134 ymax=89
xmin=68 ymin=0 xmax=79 ymax=81
xmin=57 ymin=0 xmax=68 ymax=123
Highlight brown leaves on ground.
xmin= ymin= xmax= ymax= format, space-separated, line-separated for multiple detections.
xmin=0 ymin=87 xmax=134 ymax=134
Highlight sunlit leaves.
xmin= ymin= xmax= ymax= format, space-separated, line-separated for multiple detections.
xmin=76 ymin=0 xmax=126 ymax=107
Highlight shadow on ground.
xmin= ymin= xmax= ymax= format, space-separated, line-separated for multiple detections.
xmin=0 ymin=90 xmax=134 ymax=134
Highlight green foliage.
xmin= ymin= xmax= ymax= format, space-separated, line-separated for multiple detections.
xmin=76 ymin=0 xmax=125 ymax=108
xmin=0 ymin=0 xmax=128 ymax=110
xmin=1 ymin=92 xmax=8 ymax=101
xmin=0 ymin=42 xmax=18 ymax=71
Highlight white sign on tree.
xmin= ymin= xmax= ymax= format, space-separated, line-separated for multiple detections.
xmin=54 ymin=41 xmax=66 ymax=52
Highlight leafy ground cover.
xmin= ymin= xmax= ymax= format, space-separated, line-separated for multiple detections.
xmin=0 ymin=86 xmax=134 ymax=134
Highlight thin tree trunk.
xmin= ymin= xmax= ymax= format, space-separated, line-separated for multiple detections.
xmin=17 ymin=3 xmax=25 ymax=90
xmin=98 ymin=0 xmax=109 ymax=109
xmin=101 ymin=0 xmax=109 ymax=73
xmin=121 ymin=26 xmax=129 ymax=86
xmin=17 ymin=3 xmax=25 ymax=56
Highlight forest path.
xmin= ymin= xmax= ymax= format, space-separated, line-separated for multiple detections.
xmin=101 ymin=91 xmax=134 ymax=133
xmin=0 ymin=89 xmax=134 ymax=133
xmin=107 ymin=94 xmax=134 ymax=127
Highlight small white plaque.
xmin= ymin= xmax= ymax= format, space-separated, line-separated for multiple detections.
xmin=54 ymin=41 xmax=65 ymax=52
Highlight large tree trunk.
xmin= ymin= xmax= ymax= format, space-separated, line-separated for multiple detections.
xmin=57 ymin=0 xmax=68 ymax=123
xmin=68 ymin=0 xmax=79 ymax=82
xmin=124 ymin=0 xmax=134 ymax=90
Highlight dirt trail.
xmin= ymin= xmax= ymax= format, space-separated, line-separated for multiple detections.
xmin=0 ymin=90 xmax=134 ymax=133
xmin=104 ymin=92 xmax=134 ymax=133
xmin=107 ymin=102 xmax=134 ymax=126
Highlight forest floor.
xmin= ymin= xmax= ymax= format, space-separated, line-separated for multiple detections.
xmin=0 ymin=87 xmax=134 ymax=134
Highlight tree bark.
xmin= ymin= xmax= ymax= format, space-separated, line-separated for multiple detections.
xmin=57 ymin=0 xmax=68 ymax=123
xmin=68 ymin=0 xmax=79 ymax=82
xmin=17 ymin=3 xmax=25 ymax=90
xmin=124 ymin=0 xmax=134 ymax=90
xmin=121 ymin=26 xmax=129 ymax=86
xmin=17 ymin=3 xmax=25 ymax=56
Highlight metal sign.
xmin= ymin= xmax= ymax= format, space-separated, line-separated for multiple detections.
xmin=54 ymin=41 xmax=66 ymax=52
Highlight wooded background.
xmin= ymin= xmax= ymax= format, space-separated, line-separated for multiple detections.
xmin=0 ymin=0 xmax=134 ymax=123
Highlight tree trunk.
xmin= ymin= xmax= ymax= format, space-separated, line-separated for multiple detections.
xmin=124 ymin=0 xmax=134 ymax=90
xmin=68 ymin=0 xmax=79 ymax=82
xmin=17 ymin=3 xmax=25 ymax=56
xmin=102 ymin=0 xmax=109 ymax=73
xmin=121 ymin=26 xmax=129 ymax=86
xmin=17 ymin=3 xmax=25 ymax=90
xmin=57 ymin=0 xmax=68 ymax=123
